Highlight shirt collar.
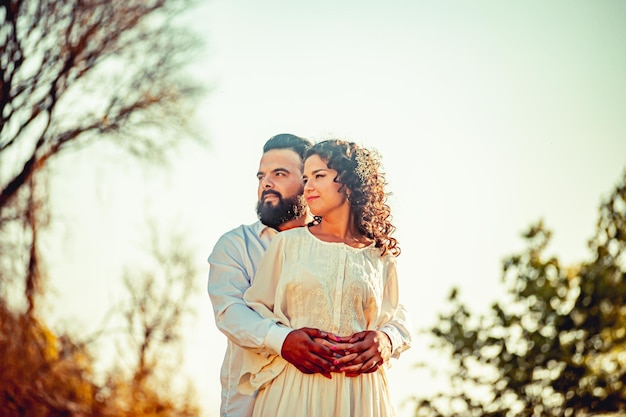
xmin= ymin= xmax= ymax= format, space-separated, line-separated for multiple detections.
xmin=254 ymin=220 xmax=279 ymax=239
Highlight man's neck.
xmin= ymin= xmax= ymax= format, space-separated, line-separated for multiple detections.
xmin=277 ymin=213 xmax=313 ymax=232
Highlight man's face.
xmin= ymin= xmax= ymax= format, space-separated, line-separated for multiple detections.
xmin=256 ymin=149 xmax=307 ymax=229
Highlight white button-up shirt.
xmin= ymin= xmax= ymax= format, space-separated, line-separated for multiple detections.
xmin=208 ymin=221 xmax=412 ymax=417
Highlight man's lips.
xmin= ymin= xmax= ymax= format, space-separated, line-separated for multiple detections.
xmin=262 ymin=191 xmax=281 ymax=202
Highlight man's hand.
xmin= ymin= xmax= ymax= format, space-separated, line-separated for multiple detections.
xmin=336 ymin=330 xmax=392 ymax=377
xmin=281 ymin=328 xmax=338 ymax=379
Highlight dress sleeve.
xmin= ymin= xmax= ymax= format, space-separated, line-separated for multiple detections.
xmin=377 ymin=256 xmax=413 ymax=358
xmin=238 ymin=234 xmax=290 ymax=395
xmin=243 ymin=233 xmax=286 ymax=320
xmin=379 ymin=303 xmax=413 ymax=358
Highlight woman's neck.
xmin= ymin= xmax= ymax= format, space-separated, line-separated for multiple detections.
xmin=309 ymin=213 xmax=369 ymax=248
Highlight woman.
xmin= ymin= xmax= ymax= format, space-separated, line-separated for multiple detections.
xmin=239 ymin=139 xmax=402 ymax=417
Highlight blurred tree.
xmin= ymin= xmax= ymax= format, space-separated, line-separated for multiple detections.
xmin=0 ymin=0 xmax=205 ymax=415
xmin=1 ymin=0 xmax=203 ymax=312
xmin=0 ymin=234 xmax=200 ymax=416
xmin=412 ymin=172 xmax=626 ymax=417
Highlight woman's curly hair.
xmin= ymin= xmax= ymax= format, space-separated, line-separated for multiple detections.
xmin=305 ymin=139 xmax=400 ymax=257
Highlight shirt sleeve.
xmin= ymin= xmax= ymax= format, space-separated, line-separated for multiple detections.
xmin=208 ymin=231 xmax=291 ymax=355
xmin=377 ymin=256 xmax=413 ymax=358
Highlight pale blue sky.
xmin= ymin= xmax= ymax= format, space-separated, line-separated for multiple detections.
xmin=46 ymin=1 xmax=626 ymax=416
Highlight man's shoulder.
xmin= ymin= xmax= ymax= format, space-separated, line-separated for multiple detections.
xmin=218 ymin=221 xmax=264 ymax=240
xmin=208 ymin=221 xmax=265 ymax=262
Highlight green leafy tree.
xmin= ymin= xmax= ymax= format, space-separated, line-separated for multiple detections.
xmin=413 ymin=172 xmax=626 ymax=417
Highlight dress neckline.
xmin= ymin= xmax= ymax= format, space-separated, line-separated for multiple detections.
xmin=304 ymin=225 xmax=374 ymax=252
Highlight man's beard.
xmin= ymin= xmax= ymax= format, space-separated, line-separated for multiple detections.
xmin=256 ymin=191 xmax=307 ymax=229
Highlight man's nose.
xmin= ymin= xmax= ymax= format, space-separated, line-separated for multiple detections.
xmin=261 ymin=176 xmax=274 ymax=188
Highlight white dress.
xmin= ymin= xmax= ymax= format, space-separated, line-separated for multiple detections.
xmin=238 ymin=226 xmax=399 ymax=417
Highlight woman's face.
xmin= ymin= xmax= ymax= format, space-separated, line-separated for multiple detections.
xmin=303 ymin=154 xmax=349 ymax=217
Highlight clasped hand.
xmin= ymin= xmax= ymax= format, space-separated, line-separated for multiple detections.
xmin=281 ymin=327 xmax=392 ymax=379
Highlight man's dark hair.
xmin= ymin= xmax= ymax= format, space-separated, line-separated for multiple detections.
xmin=263 ymin=133 xmax=312 ymax=160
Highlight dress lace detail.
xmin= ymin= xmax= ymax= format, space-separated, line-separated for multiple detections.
xmin=240 ymin=227 xmax=399 ymax=417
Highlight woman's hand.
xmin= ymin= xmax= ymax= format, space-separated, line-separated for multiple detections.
xmin=312 ymin=336 xmax=358 ymax=371
xmin=333 ymin=330 xmax=392 ymax=376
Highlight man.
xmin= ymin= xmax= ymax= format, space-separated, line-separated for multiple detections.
xmin=208 ymin=133 xmax=412 ymax=417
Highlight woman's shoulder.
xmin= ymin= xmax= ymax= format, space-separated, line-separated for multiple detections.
xmin=272 ymin=226 xmax=309 ymax=244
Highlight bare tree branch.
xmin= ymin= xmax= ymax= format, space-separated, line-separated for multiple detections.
xmin=1 ymin=0 xmax=203 ymax=212
xmin=0 ymin=3 xmax=206 ymax=413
